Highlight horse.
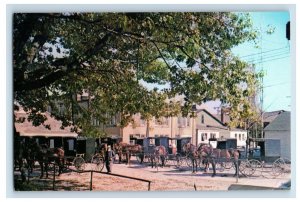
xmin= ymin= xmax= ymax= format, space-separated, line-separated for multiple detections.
xmin=13 ymin=137 xmax=26 ymax=172
xmin=198 ymin=143 xmax=240 ymax=177
xmin=113 ymin=142 xmax=144 ymax=165
xmin=149 ymin=145 xmax=167 ymax=168
xmin=26 ymin=141 xmax=65 ymax=178
xmin=182 ymin=143 xmax=200 ymax=173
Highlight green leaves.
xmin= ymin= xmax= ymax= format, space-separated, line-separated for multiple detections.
xmin=14 ymin=12 xmax=260 ymax=132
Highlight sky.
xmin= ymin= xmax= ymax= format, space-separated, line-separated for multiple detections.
xmin=232 ymin=12 xmax=291 ymax=113
xmin=143 ymin=12 xmax=291 ymax=114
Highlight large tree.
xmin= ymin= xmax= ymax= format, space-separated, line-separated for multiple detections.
xmin=13 ymin=12 xmax=260 ymax=134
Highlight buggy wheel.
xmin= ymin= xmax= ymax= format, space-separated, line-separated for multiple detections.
xmin=216 ymin=162 xmax=225 ymax=172
xmin=174 ymin=154 xmax=182 ymax=168
xmin=271 ymin=158 xmax=285 ymax=177
xmin=73 ymin=157 xmax=85 ymax=171
xmin=239 ymin=159 xmax=261 ymax=177
xmin=91 ymin=155 xmax=104 ymax=172
xmin=175 ymin=155 xmax=183 ymax=168
xmin=186 ymin=158 xmax=193 ymax=168
xmin=136 ymin=154 xmax=143 ymax=163
xmin=248 ymin=159 xmax=263 ymax=177
xmin=222 ymin=159 xmax=233 ymax=170
xmin=239 ymin=160 xmax=254 ymax=177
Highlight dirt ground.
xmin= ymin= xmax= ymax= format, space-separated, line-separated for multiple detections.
xmin=13 ymin=159 xmax=291 ymax=191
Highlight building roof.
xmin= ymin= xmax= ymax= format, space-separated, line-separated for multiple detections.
xmin=196 ymin=109 xmax=226 ymax=127
xmin=196 ymin=125 xmax=228 ymax=132
xmin=263 ymin=110 xmax=285 ymax=123
xmin=195 ymin=109 xmax=246 ymax=132
xmin=264 ymin=111 xmax=290 ymax=131
xmin=14 ymin=109 xmax=78 ymax=138
xmin=214 ymin=113 xmax=230 ymax=124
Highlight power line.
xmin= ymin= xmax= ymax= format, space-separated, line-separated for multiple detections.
xmin=238 ymin=46 xmax=289 ymax=59
xmin=262 ymin=82 xmax=289 ymax=88
xmin=250 ymin=55 xmax=290 ymax=64
xmin=244 ymin=50 xmax=290 ymax=62
xmin=245 ymin=52 xmax=290 ymax=63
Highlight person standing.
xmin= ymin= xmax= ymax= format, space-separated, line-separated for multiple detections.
xmin=105 ymin=144 xmax=114 ymax=173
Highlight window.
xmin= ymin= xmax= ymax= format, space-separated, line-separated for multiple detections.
xmin=68 ymin=139 xmax=74 ymax=150
xmin=140 ymin=118 xmax=145 ymax=126
xmin=211 ymin=133 xmax=217 ymax=139
xmin=111 ymin=115 xmax=116 ymax=125
xmin=155 ymin=117 xmax=169 ymax=126
xmin=187 ymin=116 xmax=190 ymax=127
xmin=47 ymin=105 xmax=52 ymax=113
xmin=178 ymin=117 xmax=187 ymax=127
xmin=235 ymin=133 xmax=237 ymax=139
xmin=58 ymin=103 xmax=64 ymax=115
xmin=201 ymin=115 xmax=205 ymax=124
xmin=242 ymin=134 xmax=245 ymax=140
xmin=201 ymin=133 xmax=208 ymax=141
xmin=239 ymin=134 xmax=241 ymax=141
xmin=50 ymin=139 xmax=55 ymax=148
xmin=164 ymin=117 xmax=169 ymax=126
xmin=92 ymin=117 xmax=100 ymax=126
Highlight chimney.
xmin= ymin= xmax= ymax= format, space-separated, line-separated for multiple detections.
xmin=221 ymin=108 xmax=225 ymax=124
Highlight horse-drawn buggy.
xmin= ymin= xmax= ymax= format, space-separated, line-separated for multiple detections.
xmin=14 ymin=135 xmax=67 ymax=179
xmin=113 ymin=136 xmax=183 ymax=168
xmin=137 ymin=136 xmax=192 ymax=168
xmin=238 ymin=138 xmax=291 ymax=178
xmin=64 ymin=136 xmax=121 ymax=172
xmin=187 ymin=137 xmax=291 ymax=178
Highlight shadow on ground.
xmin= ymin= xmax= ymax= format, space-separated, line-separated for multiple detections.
xmin=14 ymin=171 xmax=89 ymax=191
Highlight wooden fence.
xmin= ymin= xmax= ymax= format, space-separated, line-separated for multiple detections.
xmin=50 ymin=163 xmax=152 ymax=191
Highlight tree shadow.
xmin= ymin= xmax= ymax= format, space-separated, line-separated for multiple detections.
xmin=14 ymin=172 xmax=89 ymax=191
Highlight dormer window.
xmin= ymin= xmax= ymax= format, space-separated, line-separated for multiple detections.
xmin=201 ymin=115 xmax=205 ymax=124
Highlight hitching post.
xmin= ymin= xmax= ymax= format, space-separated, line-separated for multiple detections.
xmin=90 ymin=171 xmax=93 ymax=191
xmin=236 ymin=159 xmax=239 ymax=183
xmin=53 ymin=164 xmax=56 ymax=190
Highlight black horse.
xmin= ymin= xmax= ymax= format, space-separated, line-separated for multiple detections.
xmin=149 ymin=145 xmax=167 ymax=168
xmin=198 ymin=143 xmax=240 ymax=177
xmin=24 ymin=140 xmax=65 ymax=178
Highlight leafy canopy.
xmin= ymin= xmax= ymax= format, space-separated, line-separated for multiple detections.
xmin=13 ymin=12 xmax=260 ymax=134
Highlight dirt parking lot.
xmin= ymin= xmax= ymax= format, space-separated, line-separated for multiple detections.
xmin=14 ymin=159 xmax=291 ymax=191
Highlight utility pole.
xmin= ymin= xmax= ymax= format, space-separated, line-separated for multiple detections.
xmin=191 ymin=104 xmax=197 ymax=145
xmin=259 ymin=20 xmax=264 ymax=139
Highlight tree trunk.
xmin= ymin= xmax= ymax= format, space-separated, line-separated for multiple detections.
xmin=146 ymin=120 xmax=150 ymax=138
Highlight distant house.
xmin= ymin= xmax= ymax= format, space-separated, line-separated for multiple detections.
xmin=263 ymin=110 xmax=285 ymax=128
xmin=196 ymin=109 xmax=247 ymax=147
xmin=264 ymin=111 xmax=290 ymax=160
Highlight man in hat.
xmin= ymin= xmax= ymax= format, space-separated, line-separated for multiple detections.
xmin=104 ymin=144 xmax=114 ymax=173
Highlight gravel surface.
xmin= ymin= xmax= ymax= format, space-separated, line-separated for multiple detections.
xmin=14 ymin=159 xmax=291 ymax=191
